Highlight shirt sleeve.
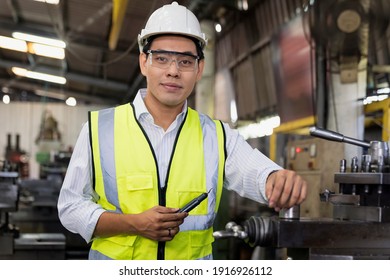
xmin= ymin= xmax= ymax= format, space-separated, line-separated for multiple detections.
xmin=222 ymin=123 xmax=283 ymax=205
xmin=57 ymin=122 xmax=106 ymax=243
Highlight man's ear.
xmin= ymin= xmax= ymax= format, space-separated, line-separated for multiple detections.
xmin=139 ymin=52 xmax=148 ymax=76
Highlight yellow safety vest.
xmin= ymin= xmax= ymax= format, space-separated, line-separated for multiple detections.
xmin=88 ymin=103 xmax=225 ymax=259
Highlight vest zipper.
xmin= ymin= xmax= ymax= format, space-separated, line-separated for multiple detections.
xmin=157 ymin=110 xmax=188 ymax=260
xmin=132 ymin=104 xmax=188 ymax=260
xmin=132 ymin=104 xmax=164 ymax=260
xmin=157 ymin=185 xmax=167 ymax=260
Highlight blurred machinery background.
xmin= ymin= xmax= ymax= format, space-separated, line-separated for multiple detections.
xmin=0 ymin=152 xmax=89 ymax=259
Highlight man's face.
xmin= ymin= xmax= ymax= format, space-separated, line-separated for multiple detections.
xmin=139 ymin=35 xmax=204 ymax=109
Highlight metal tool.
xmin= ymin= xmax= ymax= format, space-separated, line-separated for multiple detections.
xmin=177 ymin=192 xmax=208 ymax=213
xmin=309 ymin=127 xmax=389 ymax=171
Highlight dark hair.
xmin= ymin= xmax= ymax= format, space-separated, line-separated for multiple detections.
xmin=142 ymin=34 xmax=204 ymax=59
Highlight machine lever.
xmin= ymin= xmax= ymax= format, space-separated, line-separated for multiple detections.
xmin=309 ymin=127 xmax=370 ymax=148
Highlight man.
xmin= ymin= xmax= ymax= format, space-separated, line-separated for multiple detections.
xmin=58 ymin=2 xmax=307 ymax=260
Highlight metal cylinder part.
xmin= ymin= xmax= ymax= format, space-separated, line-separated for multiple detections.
xmin=351 ymin=156 xmax=359 ymax=172
xmin=368 ymin=141 xmax=389 ymax=170
xmin=279 ymin=205 xmax=300 ymax=220
xmin=340 ymin=159 xmax=347 ymax=173
xmin=361 ymin=154 xmax=371 ymax=172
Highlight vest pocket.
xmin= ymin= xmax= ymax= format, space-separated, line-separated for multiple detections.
xmin=189 ymin=228 xmax=214 ymax=259
xmin=125 ymin=173 xmax=154 ymax=190
xmin=92 ymin=235 xmax=137 ymax=260
xmin=117 ymin=173 xmax=157 ymax=213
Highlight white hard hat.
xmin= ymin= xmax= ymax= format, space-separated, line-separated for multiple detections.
xmin=138 ymin=1 xmax=207 ymax=53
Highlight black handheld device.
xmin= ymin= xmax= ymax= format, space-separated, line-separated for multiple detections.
xmin=178 ymin=192 xmax=208 ymax=213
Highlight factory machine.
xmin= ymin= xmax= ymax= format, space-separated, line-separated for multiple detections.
xmin=0 ymin=162 xmax=66 ymax=259
xmin=213 ymin=127 xmax=390 ymax=259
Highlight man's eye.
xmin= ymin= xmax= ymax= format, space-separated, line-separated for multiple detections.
xmin=179 ymin=60 xmax=193 ymax=66
xmin=155 ymin=56 xmax=168 ymax=63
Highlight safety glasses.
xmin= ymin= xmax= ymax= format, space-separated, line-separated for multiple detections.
xmin=146 ymin=50 xmax=199 ymax=72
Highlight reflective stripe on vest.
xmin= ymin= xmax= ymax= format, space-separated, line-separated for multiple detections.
xmin=88 ymin=103 xmax=225 ymax=260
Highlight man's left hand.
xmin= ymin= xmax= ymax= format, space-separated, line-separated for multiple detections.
xmin=265 ymin=169 xmax=307 ymax=211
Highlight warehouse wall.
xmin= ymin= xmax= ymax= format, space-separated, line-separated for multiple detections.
xmin=0 ymin=102 xmax=105 ymax=178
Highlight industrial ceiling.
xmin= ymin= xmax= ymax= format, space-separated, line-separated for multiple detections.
xmin=0 ymin=0 xmax=247 ymax=106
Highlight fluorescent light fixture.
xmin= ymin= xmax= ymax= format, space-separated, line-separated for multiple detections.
xmin=0 ymin=35 xmax=65 ymax=59
xmin=363 ymin=94 xmax=389 ymax=105
xmin=12 ymin=67 xmax=66 ymax=84
xmin=12 ymin=32 xmax=66 ymax=48
xmin=0 ymin=36 xmax=27 ymax=52
xmin=29 ymin=43 xmax=65 ymax=59
xmin=376 ymin=87 xmax=390 ymax=94
xmin=33 ymin=0 xmax=60 ymax=5
xmin=238 ymin=115 xmax=281 ymax=140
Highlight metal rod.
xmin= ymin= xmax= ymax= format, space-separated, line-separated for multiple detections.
xmin=309 ymin=127 xmax=370 ymax=148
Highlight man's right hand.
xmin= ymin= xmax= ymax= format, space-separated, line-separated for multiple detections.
xmin=132 ymin=206 xmax=188 ymax=241
xmin=94 ymin=205 xmax=188 ymax=241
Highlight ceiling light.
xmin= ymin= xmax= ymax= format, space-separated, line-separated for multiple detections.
xmin=215 ymin=23 xmax=222 ymax=33
xmin=12 ymin=67 xmax=66 ymax=84
xmin=66 ymin=97 xmax=77 ymax=106
xmin=28 ymin=43 xmax=65 ymax=59
xmin=2 ymin=94 xmax=10 ymax=104
xmin=0 ymin=35 xmax=65 ymax=59
xmin=12 ymin=32 xmax=66 ymax=48
xmin=237 ymin=0 xmax=249 ymax=11
xmin=376 ymin=87 xmax=390 ymax=94
xmin=33 ymin=0 xmax=60 ymax=5
xmin=237 ymin=115 xmax=280 ymax=139
xmin=0 ymin=36 xmax=27 ymax=52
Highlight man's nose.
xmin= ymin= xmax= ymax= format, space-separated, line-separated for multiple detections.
xmin=167 ymin=59 xmax=180 ymax=72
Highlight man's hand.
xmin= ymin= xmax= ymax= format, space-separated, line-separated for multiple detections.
xmin=265 ymin=169 xmax=307 ymax=211
xmin=94 ymin=206 xmax=188 ymax=241
xmin=132 ymin=206 xmax=188 ymax=241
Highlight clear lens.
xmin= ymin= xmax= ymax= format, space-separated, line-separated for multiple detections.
xmin=147 ymin=50 xmax=199 ymax=72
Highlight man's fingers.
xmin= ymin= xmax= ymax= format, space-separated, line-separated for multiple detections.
xmin=266 ymin=170 xmax=308 ymax=210
xmin=267 ymin=171 xmax=286 ymax=208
